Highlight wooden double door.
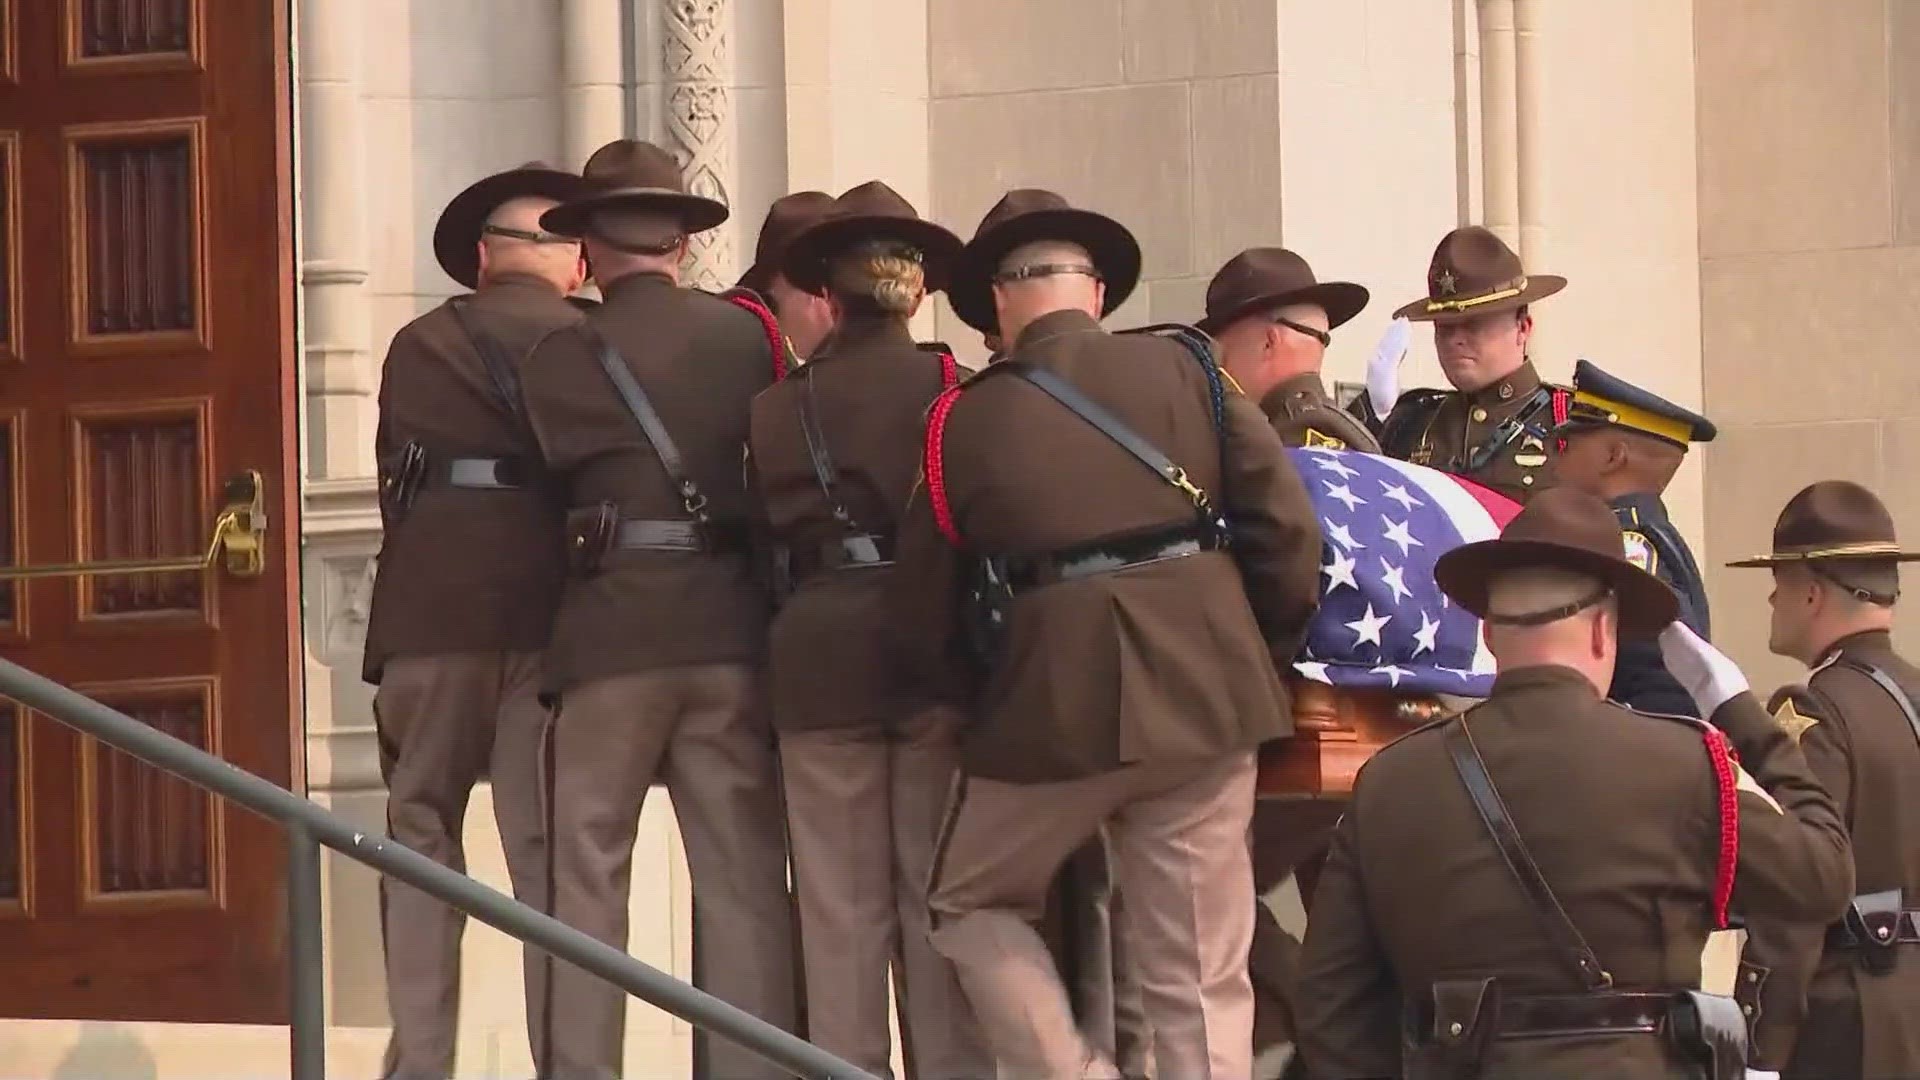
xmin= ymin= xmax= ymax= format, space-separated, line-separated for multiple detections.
xmin=0 ymin=0 xmax=302 ymax=1024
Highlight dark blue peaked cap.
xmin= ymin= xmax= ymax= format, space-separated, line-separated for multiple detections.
xmin=1552 ymin=358 xmax=1716 ymax=447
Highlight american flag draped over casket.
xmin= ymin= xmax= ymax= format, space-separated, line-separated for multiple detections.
xmin=1284 ymin=447 xmax=1523 ymax=696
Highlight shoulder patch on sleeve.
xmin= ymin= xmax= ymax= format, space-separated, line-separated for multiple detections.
xmin=1622 ymin=530 xmax=1658 ymax=574
xmin=1303 ymin=427 xmax=1347 ymax=450
xmin=1733 ymin=762 xmax=1784 ymax=812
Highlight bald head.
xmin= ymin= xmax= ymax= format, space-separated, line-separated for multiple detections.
xmin=991 ymin=239 xmax=1105 ymax=346
xmin=477 ymin=196 xmax=585 ymax=293
xmin=1483 ymin=566 xmax=1618 ymax=693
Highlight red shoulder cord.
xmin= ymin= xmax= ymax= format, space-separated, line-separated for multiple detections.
xmin=1551 ymin=387 xmax=1571 ymax=451
xmin=937 ymin=351 xmax=959 ymax=390
xmin=925 ymin=380 xmax=966 ymax=546
xmin=1702 ymin=727 xmax=1740 ymax=928
xmin=723 ymin=292 xmax=791 ymax=382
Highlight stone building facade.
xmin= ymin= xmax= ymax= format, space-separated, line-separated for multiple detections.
xmin=5 ymin=0 xmax=1912 ymax=1075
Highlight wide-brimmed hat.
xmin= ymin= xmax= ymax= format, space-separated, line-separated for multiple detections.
xmin=738 ymin=190 xmax=836 ymax=293
xmin=1195 ymin=248 xmax=1369 ymax=336
xmin=1393 ymin=226 xmax=1566 ymax=323
xmin=538 ymin=139 xmax=729 ymax=240
xmin=1434 ymin=486 xmax=1679 ymax=634
xmin=948 ymin=189 xmax=1142 ymax=334
xmin=780 ymin=181 xmax=965 ymax=295
xmin=1727 ymin=481 xmax=1920 ymax=569
xmin=432 ymin=161 xmax=586 ymax=289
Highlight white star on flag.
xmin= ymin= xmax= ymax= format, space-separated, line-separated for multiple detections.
xmin=1324 ymin=481 xmax=1365 ymax=513
xmin=1313 ymin=454 xmax=1359 ymax=480
xmin=1379 ymin=559 xmax=1412 ymax=603
xmin=1381 ymin=481 xmax=1423 ymax=514
xmin=1327 ymin=522 xmax=1365 ymax=550
xmin=1372 ymin=664 xmax=1412 ymax=688
xmin=1345 ymin=603 xmax=1391 ymax=647
xmin=1381 ymin=516 xmax=1424 ymax=557
xmin=1322 ymin=550 xmax=1360 ymax=594
xmin=1295 ymin=661 xmax=1332 ymax=684
xmin=1412 ymin=610 xmax=1441 ymax=656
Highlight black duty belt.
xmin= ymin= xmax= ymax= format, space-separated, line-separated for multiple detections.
xmin=612 ymin=518 xmax=746 ymax=554
xmin=1827 ymin=901 xmax=1920 ymax=948
xmin=1001 ymin=524 xmax=1224 ymax=596
xmin=787 ymin=531 xmax=895 ymax=577
xmin=432 ymin=456 xmax=530 ymax=490
xmin=1413 ymin=991 xmax=1672 ymax=1041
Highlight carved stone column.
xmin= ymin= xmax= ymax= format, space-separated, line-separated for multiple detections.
xmin=662 ymin=0 xmax=737 ymax=289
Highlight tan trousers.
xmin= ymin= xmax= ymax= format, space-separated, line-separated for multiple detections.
xmin=545 ymin=663 xmax=798 ymax=1080
xmin=372 ymin=652 xmax=550 ymax=1080
xmin=780 ymin=709 xmax=990 ymax=1079
xmin=928 ymin=751 xmax=1258 ymax=1080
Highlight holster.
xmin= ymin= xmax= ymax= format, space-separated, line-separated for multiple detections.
xmin=1401 ymin=977 xmax=1497 ymax=1080
xmin=564 ymin=501 xmax=619 ymax=576
xmin=1666 ymin=990 xmax=1748 ymax=1080
xmin=377 ymin=441 xmax=428 ymax=523
xmin=1843 ymin=888 xmax=1905 ymax=975
xmin=961 ymin=555 xmax=1015 ymax=681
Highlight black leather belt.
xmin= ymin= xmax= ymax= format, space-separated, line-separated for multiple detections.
xmin=1827 ymin=909 xmax=1920 ymax=948
xmin=1492 ymin=992 xmax=1671 ymax=1039
xmin=788 ymin=532 xmax=895 ymax=577
xmin=612 ymin=518 xmax=745 ymax=554
xmin=433 ymin=456 xmax=529 ymax=490
xmin=1002 ymin=524 xmax=1225 ymax=596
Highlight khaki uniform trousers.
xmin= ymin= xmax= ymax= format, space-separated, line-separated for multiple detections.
xmin=928 ymin=750 xmax=1258 ymax=1080
xmin=779 ymin=708 xmax=990 ymax=1078
xmin=544 ymin=662 xmax=798 ymax=1080
xmin=372 ymin=652 xmax=550 ymax=1080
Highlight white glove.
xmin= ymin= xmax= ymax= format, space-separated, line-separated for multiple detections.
xmin=1658 ymin=622 xmax=1750 ymax=718
xmin=1745 ymin=1071 xmax=1781 ymax=1080
xmin=1366 ymin=317 xmax=1411 ymax=414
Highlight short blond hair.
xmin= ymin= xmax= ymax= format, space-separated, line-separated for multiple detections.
xmin=826 ymin=239 xmax=925 ymax=316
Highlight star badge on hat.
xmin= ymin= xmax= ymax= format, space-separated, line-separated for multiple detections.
xmin=1436 ymin=268 xmax=1457 ymax=296
xmin=1772 ymin=697 xmax=1819 ymax=745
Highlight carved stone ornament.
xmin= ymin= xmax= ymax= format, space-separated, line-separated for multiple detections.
xmin=663 ymin=0 xmax=734 ymax=290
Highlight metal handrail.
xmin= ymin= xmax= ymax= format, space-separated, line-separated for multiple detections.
xmin=0 ymin=657 xmax=879 ymax=1080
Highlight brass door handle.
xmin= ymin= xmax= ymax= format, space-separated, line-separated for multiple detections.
xmin=0 ymin=470 xmax=269 ymax=581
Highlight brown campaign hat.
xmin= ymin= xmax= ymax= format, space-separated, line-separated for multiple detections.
xmin=1392 ymin=226 xmax=1566 ymax=323
xmin=738 ymin=190 xmax=836 ymax=293
xmin=1195 ymin=248 xmax=1369 ymax=336
xmin=947 ymin=188 xmax=1141 ymax=334
xmin=779 ymin=180 xmax=964 ymax=295
xmin=432 ymin=161 xmax=585 ymax=289
xmin=538 ymin=139 xmax=729 ymax=240
xmin=1727 ymin=481 xmax=1920 ymax=569
xmin=1434 ymin=486 xmax=1679 ymax=634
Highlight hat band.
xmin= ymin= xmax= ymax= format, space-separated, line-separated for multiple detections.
xmin=1761 ymin=541 xmax=1905 ymax=562
xmin=1483 ymin=583 xmax=1612 ymax=627
xmin=1571 ymin=391 xmax=1692 ymax=445
xmin=1425 ymin=276 xmax=1527 ymax=314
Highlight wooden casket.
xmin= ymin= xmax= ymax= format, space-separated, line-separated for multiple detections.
xmin=1256 ymin=678 xmax=1449 ymax=800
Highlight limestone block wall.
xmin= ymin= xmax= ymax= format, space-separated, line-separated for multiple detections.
xmin=1696 ymin=0 xmax=1920 ymax=688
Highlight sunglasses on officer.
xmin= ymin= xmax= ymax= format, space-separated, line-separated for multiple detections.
xmin=1269 ymin=313 xmax=1331 ymax=348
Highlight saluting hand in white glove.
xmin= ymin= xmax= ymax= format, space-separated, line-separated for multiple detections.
xmin=1366 ymin=316 xmax=1412 ymax=414
xmin=1745 ymin=1071 xmax=1781 ymax=1080
xmin=1658 ymin=621 xmax=1750 ymax=718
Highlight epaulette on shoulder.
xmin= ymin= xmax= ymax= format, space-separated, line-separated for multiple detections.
xmin=1614 ymin=702 xmax=1714 ymax=732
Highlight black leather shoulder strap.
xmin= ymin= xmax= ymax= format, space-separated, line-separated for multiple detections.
xmin=1007 ymin=361 xmax=1214 ymax=516
xmin=795 ymin=367 xmax=856 ymax=530
xmin=1376 ymin=388 xmax=1448 ymax=454
xmin=1831 ymin=656 xmax=1920 ymax=750
xmin=447 ymin=297 xmax=525 ymax=418
xmin=1443 ymin=719 xmax=1614 ymax=991
xmin=589 ymin=328 xmax=708 ymax=521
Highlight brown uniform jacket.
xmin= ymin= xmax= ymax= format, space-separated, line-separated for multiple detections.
xmin=1375 ymin=359 xmax=1565 ymax=503
xmin=519 ymin=270 xmax=782 ymax=695
xmin=363 ymin=274 xmax=583 ymax=683
xmin=890 ymin=309 xmax=1323 ymax=783
xmin=1744 ymin=629 xmax=1920 ymax=1078
xmin=1296 ymin=666 xmax=1854 ymax=1080
xmin=748 ymin=318 xmax=956 ymax=733
xmin=1262 ymin=372 xmax=1382 ymax=452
